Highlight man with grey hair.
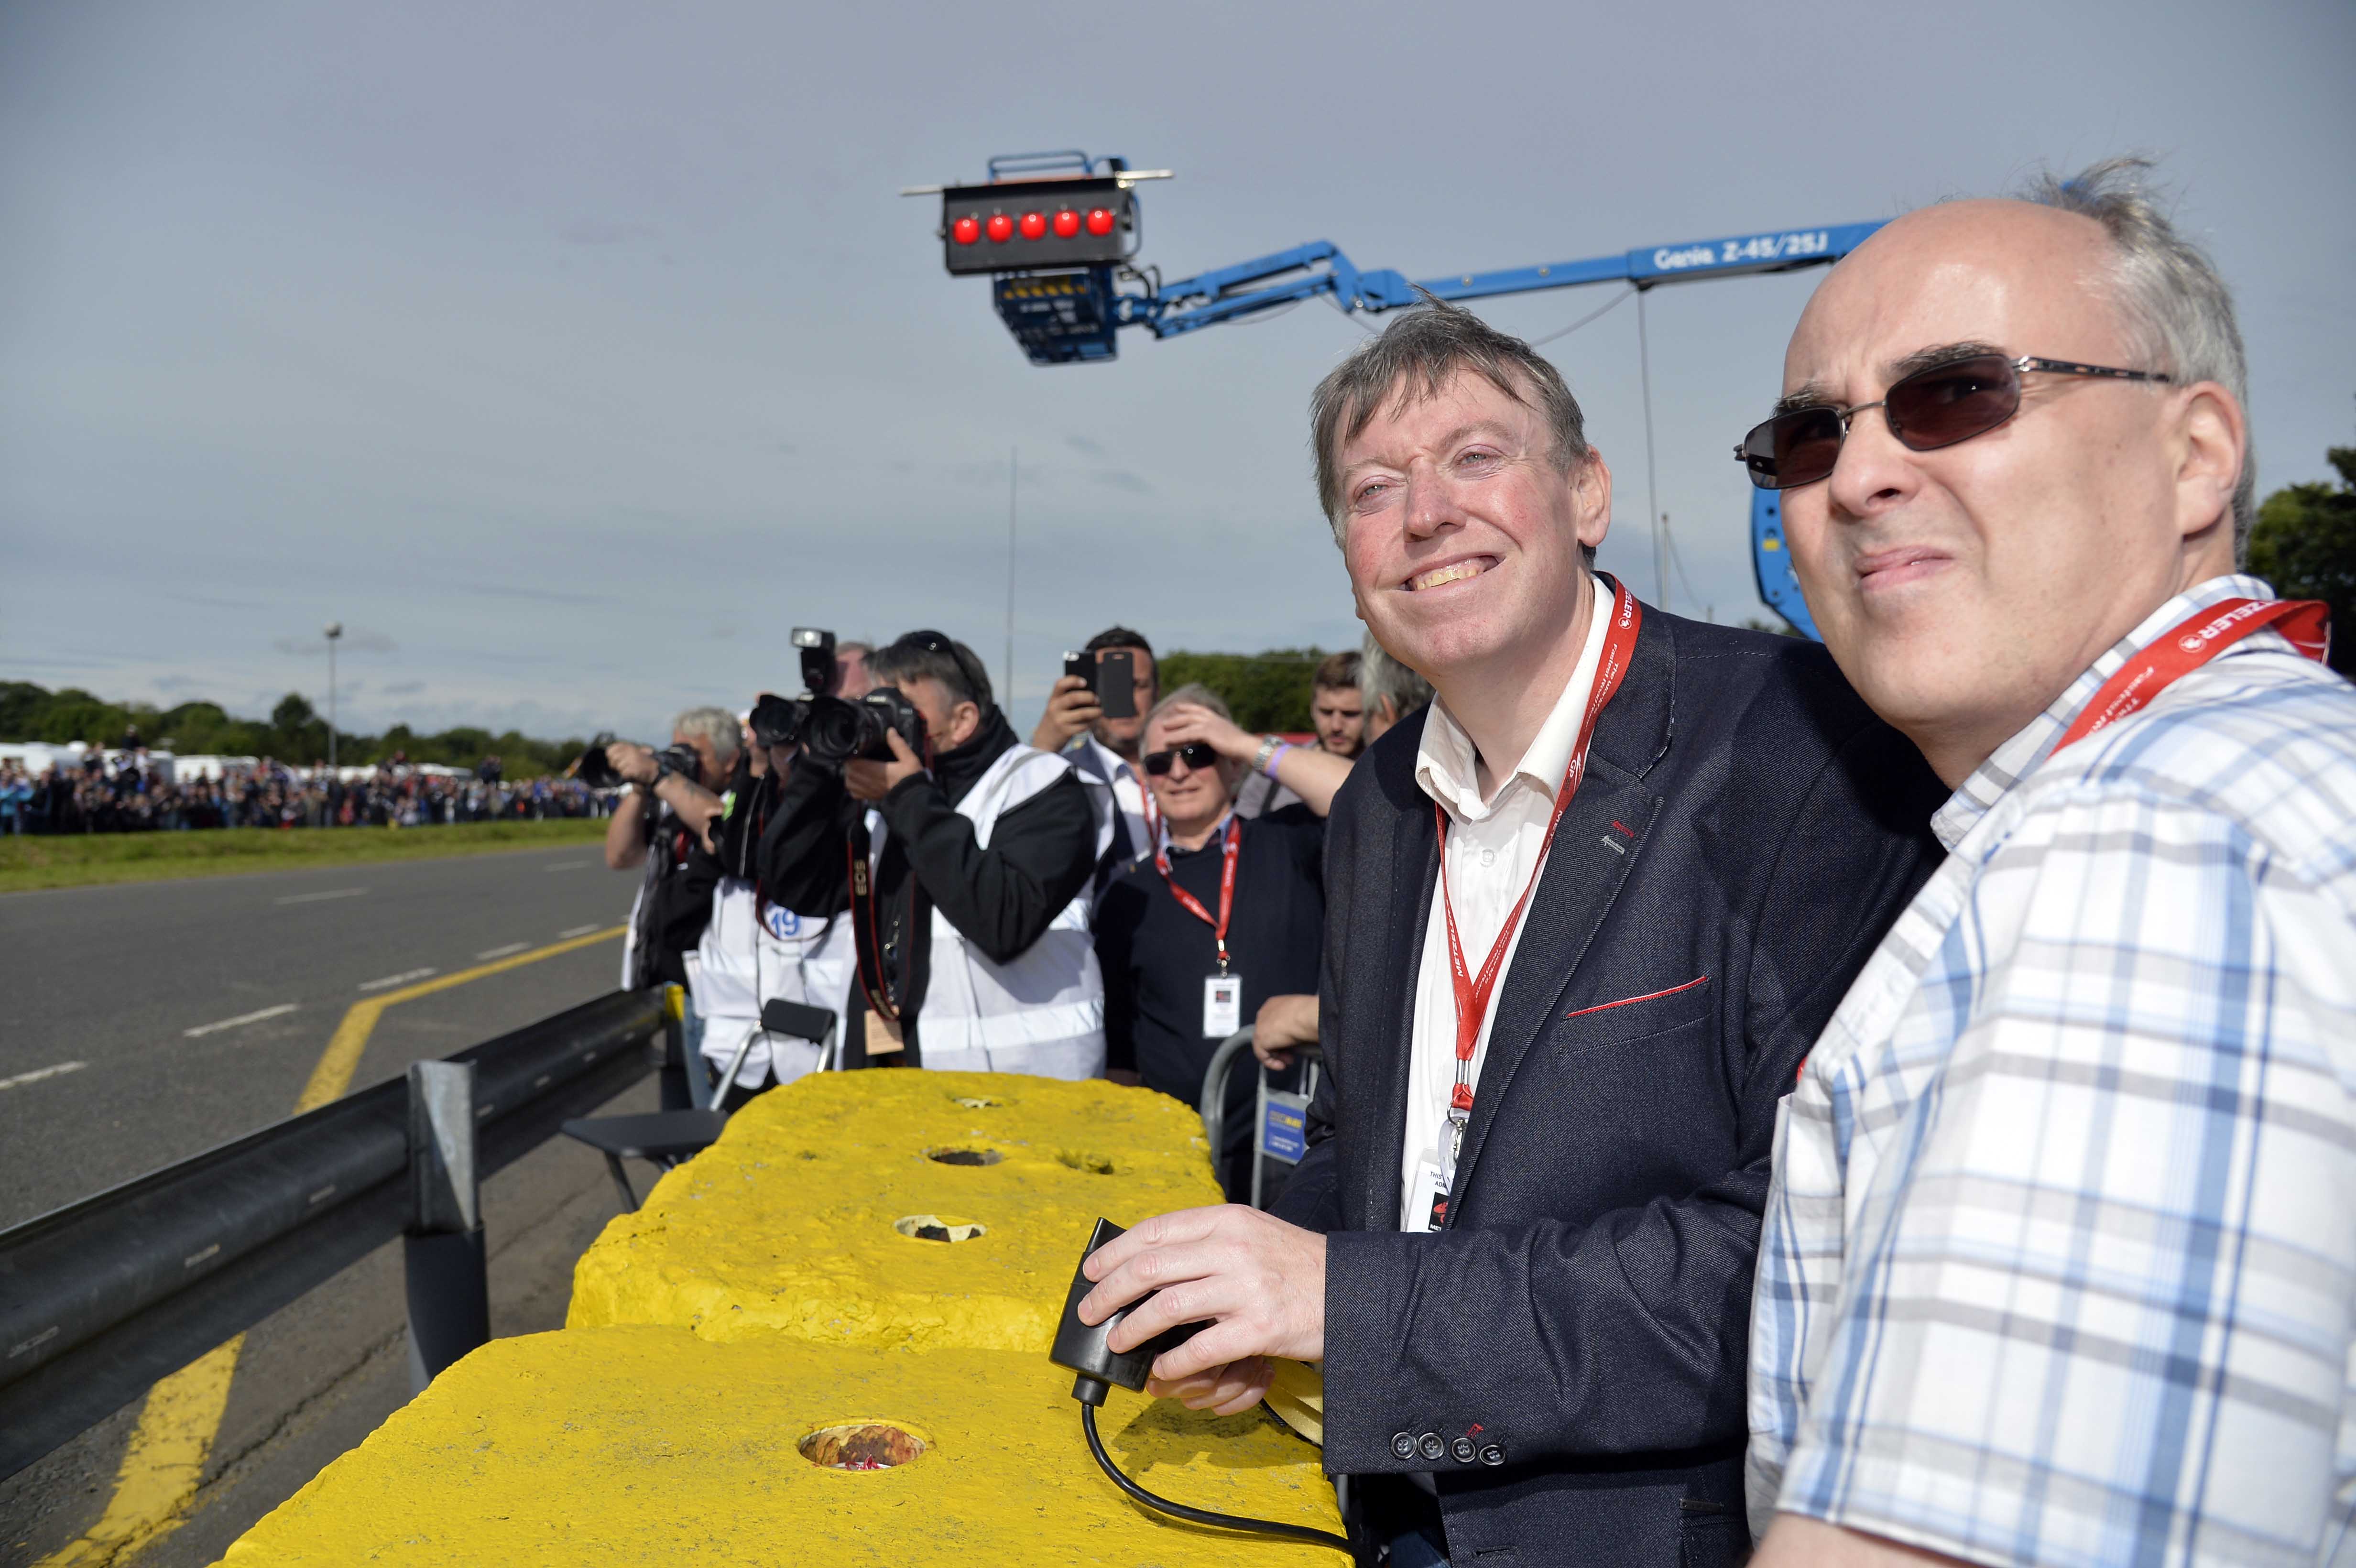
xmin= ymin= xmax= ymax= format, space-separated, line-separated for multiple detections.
xmin=1079 ymin=299 xmax=1945 ymax=1566
xmin=1742 ymin=159 xmax=2355 ymax=1567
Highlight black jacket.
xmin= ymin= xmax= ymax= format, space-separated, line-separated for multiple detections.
xmin=630 ymin=797 xmax=723 ymax=989
xmin=757 ymin=707 xmax=1101 ymax=1062
xmin=1271 ymin=603 xmax=1944 ymax=1566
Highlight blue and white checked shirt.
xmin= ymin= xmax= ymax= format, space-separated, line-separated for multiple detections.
xmin=1746 ymin=575 xmax=2356 ymax=1566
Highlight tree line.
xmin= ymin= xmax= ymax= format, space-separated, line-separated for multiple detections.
xmin=0 ymin=685 xmax=586 ymax=774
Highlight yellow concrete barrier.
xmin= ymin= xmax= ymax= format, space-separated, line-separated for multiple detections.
xmin=214 ymin=1327 xmax=1343 ymax=1567
xmin=569 ymin=1071 xmax=1228 ymax=1351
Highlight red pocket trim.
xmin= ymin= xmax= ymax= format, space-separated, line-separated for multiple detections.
xmin=1562 ymin=974 xmax=1709 ymax=1021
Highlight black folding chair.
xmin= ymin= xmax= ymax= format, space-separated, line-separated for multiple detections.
xmin=564 ymin=996 xmax=836 ymax=1211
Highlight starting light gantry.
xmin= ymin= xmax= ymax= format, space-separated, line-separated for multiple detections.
xmin=905 ymin=150 xmax=1879 ymax=637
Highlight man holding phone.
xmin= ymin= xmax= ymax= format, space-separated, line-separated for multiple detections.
xmin=1032 ymin=626 xmax=1160 ymax=886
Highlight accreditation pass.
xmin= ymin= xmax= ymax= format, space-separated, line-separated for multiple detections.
xmin=1202 ymin=973 xmax=1242 ymax=1037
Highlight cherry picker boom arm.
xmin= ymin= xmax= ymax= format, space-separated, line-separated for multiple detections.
xmin=913 ymin=151 xmax=1876 ymax=635
xmin=1118 ymin=219 xmax=1886 ymax=338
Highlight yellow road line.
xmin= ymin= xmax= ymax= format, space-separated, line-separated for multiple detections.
xmin=295 ymin=926 xmax=627 ymax=1111
xmin=38 ymin=925 xmax=626 ymax=1568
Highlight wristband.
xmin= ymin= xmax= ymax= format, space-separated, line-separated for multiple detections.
xmin=1250 ymin=735 xmax=1281 ymax=775
xmin=1263 ymin=741 xmax=1295 ymax=780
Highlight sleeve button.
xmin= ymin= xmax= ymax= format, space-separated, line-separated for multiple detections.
xmin=1390 ymin=1432 xmax=1418 ymax=1461
xmin=1417 ymin=1432 xmax=1446 ymax=1462
xmin=1450 ymin=1437 xmax=1476 ymax=1463
xmin=1477 ymin=1443 xmax=1506 ymax=1467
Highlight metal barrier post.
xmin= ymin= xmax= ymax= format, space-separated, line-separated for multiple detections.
xmin=1198 ymin=1029 xmax=1255 ymax=1173
xmin=657 ymin=983 xmax=696 ymax=1111
xmin=404 ymin=1060 xmax=487 ymax=1393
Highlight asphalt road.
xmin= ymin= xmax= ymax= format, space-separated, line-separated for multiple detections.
xmin=0 ymin=843 xmax=657 ymax=1567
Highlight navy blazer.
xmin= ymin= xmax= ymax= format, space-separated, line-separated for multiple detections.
xmin=1273 ymin=600 xmax=1944 ymax=1567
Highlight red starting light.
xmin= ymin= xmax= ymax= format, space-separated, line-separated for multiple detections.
xmin=1051 ymin=208 xmax=1080 ymax=239
xmin=1084 ymin=207 xmax=1116 ymax=237
xmin=1018 ymin=211 xmax=1047 ymax=240
xmin=985 ymin=212 xmax=1014 ymax=243
xmin=951 ymin=215 xmax=981 ymax=245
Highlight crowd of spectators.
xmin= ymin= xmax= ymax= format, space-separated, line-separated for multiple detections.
xmin=0 ymin=750 xmax=611 ymax=835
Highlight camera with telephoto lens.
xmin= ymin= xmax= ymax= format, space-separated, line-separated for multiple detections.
xmin=748 ymin=693 xmax=805 ymax=750
xmin=569 ymin=732 xmax=623 ymax=789
xmin=800 ymin=687 xmax=927 ymax=768
xmin=568 ymin=732 xmax=701 ymax=791
xmin=781 ymin=626 xmax=928 ymax=769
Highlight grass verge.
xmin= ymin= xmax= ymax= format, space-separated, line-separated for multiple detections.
xmin=0 ymin=818 xmax=611 ymax=894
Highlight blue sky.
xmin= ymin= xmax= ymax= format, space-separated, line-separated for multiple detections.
xmin=3 ymin=0 xmax=2350 ymax=743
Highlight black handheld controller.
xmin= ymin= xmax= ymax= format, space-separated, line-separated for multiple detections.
xmin=1047 ymin=1217 xmax=1202 ymax=1405
xmin=1047 ymin=1218 xmax=1356 ymax=1558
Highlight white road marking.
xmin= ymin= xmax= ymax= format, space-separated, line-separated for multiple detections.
xmin=557 ymin=924 xmax=604 ymax=939
xmin=475 ymin=942 xmax=529 ymax=961
xmin=543 ymin=860 xmax=590 ymax=872
xmin=184 ymin=1003 xmax=298 ymax=1038
xmin=275 ymin=887 xmax=367 ymax=905
xmin=358 ymin=967 xmax=437 ymax=992
xmin=0 ymin=1060 xmax=87 ymax=1092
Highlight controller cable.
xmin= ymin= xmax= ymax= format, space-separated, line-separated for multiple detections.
xmin=1072 ymin=1377 xmax=1355 ymax=1557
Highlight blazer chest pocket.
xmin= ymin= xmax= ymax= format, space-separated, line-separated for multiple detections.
xmin=1557 ymin=975 xmax=1712 ymax=1052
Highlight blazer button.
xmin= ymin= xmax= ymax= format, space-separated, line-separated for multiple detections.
xmin=1391 ymin=1433 xmax=1418 ymax=1461
xmin=1450 ymin=1436 xmax=1476 ymax=1464
xmin=1478 ymin=1443 xmax=1506 ymax=1467
xmin=1417 ymin=1432 xmax=1446 ymax=1462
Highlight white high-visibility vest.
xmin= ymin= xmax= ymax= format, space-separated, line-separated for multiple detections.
xmin=692 ymin=875 xmax=858 ymax=1090
xmin=916 ymin=743 xmax=1109 ymax=1080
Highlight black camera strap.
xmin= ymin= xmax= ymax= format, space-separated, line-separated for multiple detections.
xmin=845 ymin=817 xmax=933 ymax=1056
xmin=845 ymin=817 xmax=900 ymax=1023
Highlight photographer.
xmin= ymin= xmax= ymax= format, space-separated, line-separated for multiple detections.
xmin=691 ymin=723 xmax=859 ymax=1104
xmin=1032 ymin=626 xmax=1158 ymax=879
xmin=601 ymin=708 xmax=736 ymax=992
xmin=759 ymin=630 xmax=1109 ymax=1078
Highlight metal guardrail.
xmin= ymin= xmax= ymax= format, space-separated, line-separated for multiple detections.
xmin=1199 ymin=1028 xmax=1320 ymax=1210
xmin=0 ymin=987 xmax=668 ymax=1480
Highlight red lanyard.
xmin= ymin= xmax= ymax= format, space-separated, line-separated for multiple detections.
xmin=1154 ymin=814 xmax=1242 ymax=973
xmin=2053 ymin=597 xmax=2330 ymax=755
xmin=1435 ymin=580 xmax=1642 ymax=1126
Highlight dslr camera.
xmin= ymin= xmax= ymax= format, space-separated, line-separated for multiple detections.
xmin=568 ymin=733 xmax=701 ymax=791
xmin=753 ymin=628 xmax=928 ymax=769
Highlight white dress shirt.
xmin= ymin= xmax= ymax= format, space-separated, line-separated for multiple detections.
xmin=1399 ymin=594 xmax=1612 ymax=1230
xmin=1080 ymin=736 xmax=1152 ymax=864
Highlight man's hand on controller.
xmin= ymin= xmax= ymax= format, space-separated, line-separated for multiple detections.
xmin=1075 ymin=1204 xmax=1325 ymax=1416
xmin=843 ymin=728 xmax=926 ymax=803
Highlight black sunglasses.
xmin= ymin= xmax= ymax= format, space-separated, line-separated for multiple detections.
xmin=1142 ymin=742 xmax=1219 ymax=776
xmin=1735 ymin=353 xmax=2171 ymax=491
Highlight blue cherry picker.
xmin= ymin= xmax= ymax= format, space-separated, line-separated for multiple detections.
xmin=904 ymin=150 xmax=1884 ymax=638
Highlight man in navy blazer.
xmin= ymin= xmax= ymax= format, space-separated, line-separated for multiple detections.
xmin=1079 ymin=303 xmax=1943 ymax=1566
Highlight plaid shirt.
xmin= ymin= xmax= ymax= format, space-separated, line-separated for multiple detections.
xmin=1746 ymin=575 xmax=2356 ymax=1566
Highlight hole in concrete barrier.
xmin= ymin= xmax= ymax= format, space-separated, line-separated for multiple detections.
xmin=1056 ymin=1150 xmax=1116 ymax=1175
xmin=924 ymin=1146 xmax=1002 ymax=1166
xmin=894 ymin=1214 xmax=987 ymax=1243
xmin=799 ymin=1423 xmax=927 ymax=1470
xmin=949 ymin=1093 xmax=1007 ymax=1109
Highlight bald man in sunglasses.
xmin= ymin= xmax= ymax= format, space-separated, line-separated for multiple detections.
xmin=1744 ymin=160 xmax=2356 ymax=1568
